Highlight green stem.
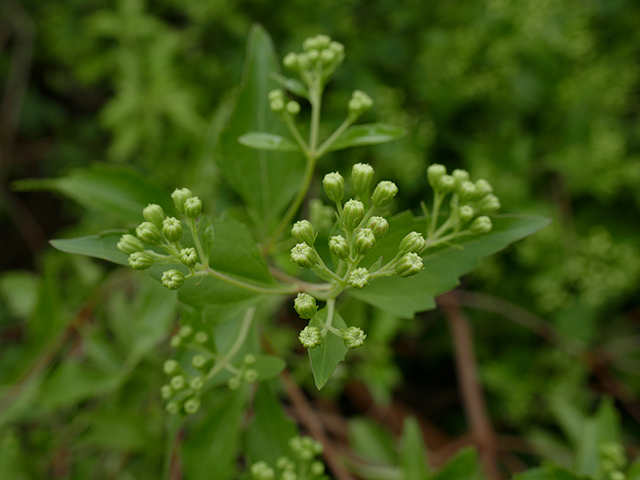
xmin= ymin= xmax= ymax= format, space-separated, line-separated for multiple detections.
xmin=283 ymin=114 xmax=309 ymax=152
xmin=321 ymin=298 xmax=337 ymax=336
xmin=194 ymin=266 xmax=299 ymax=295
xmin=315 ymin=114 xmax=355 ymax=157
xmin=188 ymin=218 xmax=206 ymax=264
xmin=428 ymin=192 xmax=443 ymax=239
xmin=206 ymin=307 xmax=255 ymax=381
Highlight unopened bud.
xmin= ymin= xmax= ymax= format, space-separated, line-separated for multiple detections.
xmin=283 ymin=52 xmax=298 ymax=70
xmin=244 ymin=354 xmax=257 ymax=365
xmin=395 ymin=252 xmax=424 ymax=277
xmin=348 ymin=90 xmax=373 ymax=115
xmin=192 ymin=354 xmax=207 ymax=369
xmin=244 ymin=369 xmax=258 ymax=383
xmin=286 ymin=101 xmax=300 ymax=115
xmin=372 ymin=181 xmax=398 ymax=208
xmin=227 ymin=377 xmax=241 ymax=390
xmin=162 ymin=269 xmax=185 ymax=290
xmin=311 ymin=462 xmax=325 ymax=476
xmin=291 ymin=243 xmax=317 ymax=269
xmin=128 ymin=251 xmax=154 ymax=270
xmin=348 ymin=267 xmax=370 ymax=289
xmin=118 ymin=234 xmax=145 ymax=254
xmin=458 ymin=181 xmax=477 ymax=203
xmin=354 ymin=228 xmax=376 ymax=256
xmin=351 ymin=163 xmax=374 ymax=196
xmin=184 ymin=398 xmax=201 ymax=415
xmin=162 ymin=217 xmax=183 ymax=244
xmin=170 ymin=336 xmax=182 ymax=348
xmin=170 ymin=375 xmax=186 ymax=390
xmin=437 ymin=175 xmax=456 ymax=194
xmin=343 ymin=199 xmax=365 ymax=229
xmin=320 ymin=49 xmax=335 ymax=64
xmin=171 ymin=188 xmax=193 ymax=213
xmin=270 ymin=98 xmax=284 ymax=113
xmin=475 ymin=194 xmax=500 ymax=214
xmin=399 ymin=231 xmax=427 ymax=254
xmin=294 ymin=293 xmax=318 ymax=319
xmin=160 ymin=385 xmax=173 ymax=399
xmin=190 ymin=377 xmax=204 ymax=390
xmin=268 ymin=89 xmax=284 ymax=102
xmin=179 ymin=326 xmax=192 ymax=338
xmin=322 ymin=172 xmax=344 ymax=203
xmin=166 ymin=400 xmax=181 ymax=415
xmin=142 ymin=204 xmax=165 ymax=228
xmin=251 ymin=461 xmax=275 ymax=480
xmin=303 ymin=37 xmax=319 ymax=51
xmin=329 ymin=235 xmax=350 ymax=260
xmin=342 ymin=326 xmax=366 ymax=349
xmin=163 ymin=359 xmax=180 ymax=375
xmin=180 ymin=247 xmax=198 ymax=267
xmin=473 ymin=179 xmax=493 ymax=200
xmin=330 ymin=41 xmax=344 ymax=55
xmin=136 ymin=222 xmax=163 ymax=245
xmin=291 ymin=220 xmax=316 ymax=245
xmin=195 ymin=331 xmax=208 ymax=343
xmin=183 ymin=196 xmax=202 ymax=218
xmin=314 ymin=35 xmax=331 ymax=49
xmin=459 ymin=205 xmax=475 ymax=223
xmin=427 ymin=164 xmax=447 ymax=188
xmin=299 ymin=326 xmax=322 ymax=349
xmin=297 ymin=53 xmax=310 ymax=70
xmin=451 ymin=169 xmax=469 ymax=188
xmin=307 ymin=50 xmax=319 ymax=62
xmin=470 ymin=216 xmax=492 ymax=234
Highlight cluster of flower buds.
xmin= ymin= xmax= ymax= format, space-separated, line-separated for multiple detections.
xmin=250 ymin=436 xmax=326 ymax=480
xmin=269 ymin=89 xmax=301 ymax=116
xmin=283 ymin=34 xmax=345 ymax=86
xmin=116 ymin=188 xmax=204 ymax=290
xmin=599 ymin=443 xmax=628 ymax=480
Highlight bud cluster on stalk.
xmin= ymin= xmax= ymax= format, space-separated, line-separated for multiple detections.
xmin=250 ymin=436 xmax=326 ymax=480
xmin=116 ymin=187 xmax=206 ymax=291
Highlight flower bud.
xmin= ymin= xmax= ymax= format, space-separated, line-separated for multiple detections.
xmin=190 ymin=377 xmax=204 ymax=390
xmin=227 ymin=377 xmax=241 ymax=390
xmin=311 ymin=462 xmax=325 ymax=476
xmin=171 ymin=188 xmax=193 ymax=213
xmin=342 ymin=326 xmax=366 ymax=349
xmin=322 ymin=172 xmax=344 ymax=203
xmin=251 ymin=461 xmax=275 ymax=480
xmin=268 ymin=89 xmax=284 ymax=102
xmin=277 ymin=457 xmax=295 ymax=471
xmin=294 ymin=293 xmax=318 ymax=319
xmin=170 ymin=336 xmax=182 ymax=348
xmin=473 ymin=179 xmax=493 ymax=200
xmin=297 ymin=53 xmax=310 ymax=70
xmin=475 ymin=194 xmax=500 ymax=214
xmin=299 ymin=326 xmax=322 ymax=349
xmin=290 ymin=243 xmax=317 ymax=269
xmin=458 ymin=181 xmax=477 ymax=203
xmin=291 ymin=220 xmax=316 ymax=245
xmin=399 ymin=231 xmax=427 ymax=254
xmin=314 ymin=34 xmax=331 ymax=49
xmin=166 ymin=401 xmax=181 ymax=415
xmin=283 ymin=52 xmax=298 ymax=70
xmin=303 ymin=37 xmax=319 ymax=51
xmin=307 ymin=50 xmax=319 ymax=62
xmin=179 ymin=325 xmax=193 ymax=338
xmin=459 ymin=205 xmax=475 ymax=223
xmin=427 ymin=164 xmax=447 ymax=188
xmin=162 ymin=269 xmax=185 ymax=290
xmin=142 ymin=204 xmax=165 ymax=228
xmin=366 ymin=216 xmax=389 ymax=240
xmin=329 ymin=235 xmax=350 ymax=260
xmin=183 ymin=196 xmax=202 ymax=218
xmin=118 ymin=234 xmax=145 ymax=255
xmin=195 ymin=331 xmax=208 ymax=343
xmin=350 ymin=163 xmax=374 ymax=196
xmin=286 ymin=101 xmax=300 ymax=115
xmin=348 ymin=90 xmax=373 ymax=115
xmin=180 ymin=247 xmax=198 ymax=268
xmin=354 ymin=228 xmax=376 ymax=256
xmin=244 ymin=354 xmax=257 ymax=365
xmin=281 ymin=470 xmax=297 ymax=480
xmin=270 ymin=97 xmax=285 ymax=113
xmin=470 ymin=216 xmax=492 ymax=234
xmin=437 ymin=175 xmax=456 ymax=194
xmin=451 ymin=169 xmax=470 ymax=188
xmin=128 ymin=251 xmax=154 ymax=270
xmin=170 ymin=375 xmax=186 ymax=390
xmin=320 ymin=48 xmax=335 ymax=65
xmin=163 ymin=359 xmax=180 ymax=375
xmin=136 ymin=222 xmax=163 ymax=245
xmin=342 ymin=199 xmax=365 ymax=229
xmin=244 ymin=369 xmax=258 ymax=383
xmin=395 ymin=252 xmax=424 ymax=277
xmin=372 ymin=181 xmax=398 ymax=208
xmin=160 ymin=385 xmax=173 ymax=399
xmin=192 ymin=354 xmax=207 ymax=369
xmin=330 ymin=41 xmax=345 ymax=55
xmin=162 ymin=217 xmax=183 ymax=244
xmin=184 ymin=398 xmax=201 ymax=415
xmin=348 ymin=267 xmax=370 ymax=289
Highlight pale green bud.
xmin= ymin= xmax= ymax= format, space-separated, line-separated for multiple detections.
xmin=190 ymin=377 xmax=204 ymax=390
xmin=459 ymin=205 xmax=475 ymax=223
xmin=244 ymin=354 xmax=257 ymax=365
xmin=163 ymin=359 xmax=180 ymax=375
xmin=470 ymin=216 xmax=492 ymax=234
xmin=299 ymin=326 xmax=322 ymax=349
xmin=281 ymin=471 xmax=297 ymax=480
xmin=184 ymin=398 xmax=201 ymax=415
xmin=610 ymin=472 xmax=626 ymax=480
xmin=277 ymin=457 xmax=294 ymax=471
xmin=268 ymin=89 xmax=284 ymax=102
xmin=437 ymin=174 xmax=456 ymax=194
xmin=348 ymin=267 xmax=370 ymax=289
xmin=162 ymin=217 xmax=183 ymax=244
xmin=290 ymin=243 xmax=317 ymax=269
xmin=451 ymin=169 xmax=469 ymax=188
xmin=322 ymin=172 xmax=344 ymax=203
xmin=180 ymin=247 xmax=198 ymax=268
xmin=195 ymin=331 xmax=208 ymax=343
xmin=128 ymin=251 xmax=154 ymax=270
xmin=342 ymin=326 xmax=366 ymax=349
xmin=170 ymin=336 xmax=182 ymax=348
xmin=283 ymin=52 xmax=298 ymax=70
xmin=343 ymin=199 xmax=365 ymax=229
xmin=303 ymin=37 xmax=319 ymax=51
xmin=179 ymin=325 xmax=193 ymax=338
xmin=244 ymin=369 xmax=258 ymax=383
xmin=372 ymin=180 xmax=398 ymax=207
xmin=192 ymin=354 xmax=207 ymax=369
xmin=314 ymin=34 xmax=331 ymax=49
xmin=329 ymin=235 xmax=350 ymax=260
xmin=162 ymin=269 xmax=185 ymax=290
xmin=286 ymin=101 xmax=300 ymax=115
xmin=354 ymin=228 xmax=376 ymax=256
xmin=330 ymin=41 xmax=344 ymax=55
xmin=458 ymin=181 xmax=477 ymax=203
xmin=473 ymin=179 xmax=493 ymax=200
xmin=291 ymin=220 xmax=316 ymax=245
xmin=117 ymin=234 xmax=145 ymax=255
xmin=270 ymin=97 xmax=285 ymax=113
xmin=294 ymin=293 xmax=318 ymax=319
xmin=396 ymin=252 xmax=424 ymax=277
xmin=475 ymin=194 xmax=501 ymax=214
xmin=143 ymin=204 xmax=165 ymax=228
xmin=136 ymin=221 xmax=163 ymax=245
xmin=427 ymin=164 xmax=447 ymax=188
xmin=348 ymin=90 xmax=373 ymax=115
xmin=227 ymin=377 xmax=241 ymax=390
xmin=351 ymin=162 xmax=374 ymax=196
xmin=399 ymin=231 xmax=427 ymax=254
xmin=297 ymin=53 xmax=310 ymax=70
xmin=166 ymin=400 xmax=181 ymax=415
xmin=170 ymin=375 xmax=186 ymax=390
xmin=171 ymin=188 xmax=193 ymax=213
xmin=367 ymin=216 xmax=389 ymax=240
xmin=183 ymin=196 xmax=202 ymax=218
xmin=160 ymin=385 xmax=173 ymax=399
xmin=251 ymin=461 xmax=275 ymax=480
xmin=307 ymin=50 xmax=319 ymax=62
xmin=311 ymin=462 xmax=325 ymax=476
xmin=320 ymin=48 xmax=335 ymax=64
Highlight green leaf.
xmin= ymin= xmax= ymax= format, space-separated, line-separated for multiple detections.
xmin=13 ymin=164 xmax=173 ymax=223
xmin=400 ymin=417 xmax=431 ymax=480
xmin=432 ymin=447 xmax=479 ymax=480
xmin=627 ymin=459 xmax=640 ymax=480
xmin=308 ymin=308 xmax=349 ymax=389
xmin=348 ymin=417 xmax=397 ymax=465
xmin=327 ymin=123 xmax=407 ymax=152
xmin=270 ymin=72 xmax=310 ymax=99
xmin=215 ymin=25 xmax=305 ymax=231
xmin=252 ymin=355 xmax=286 ymax=381
xmin=350 ymin=214 xmax=550 ymax=318
xmin=238 ymin=132 xmax=300 ymax=151
xmin=246 ymin=381 xmax=298 ymax=466
xmin=574 ymin=397 xmax=621 ymax=475
xmin=50 ymin=231 xmax=128 ymax=266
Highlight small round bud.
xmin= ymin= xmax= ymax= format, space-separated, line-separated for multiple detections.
xmin=276 ymin=457 xmax=294 ymax=471
xmin=367 ymin=216 xmax=389 ymax=240
xmin=350 ymin=163 xmax=374 ymax=196
xmin=459 ymin=205 xmax=475 ymax=223
xmin=190 ymin=377 xmax=204 ymax=390
xmin=162 ymin=269 xmax=185 ymax=290
xmin=294 ymin=293 xmax=318 ymax=320
xmin=322 ymin=172 xmax=344 ymax=203
xmin=171 ymin=188 xmax=193 ymax=213
xmin=160 ymin=385 xmax=173 ymax=399
xmin=162 ymin=217 xmax=183 ymax=244
xmin=311 ymin=462 xmax=325 ymax=476
xmin=475 ymin=194 xmax=501 ymax=214
xmin=372 ymin=181 xmax=398 ymax=208
xmin=437 ymin=175 xmax=456 ymax=194
xmin=166 ymin=400 xmax=180 ymax=415
xmin=143 ymin=204 xmax=165 ymax=228
xmin=179 ymin=325 xmax=193 ymax=338
xmin=348 ymin=90 xmax=373 ymax=115
xmin=283 ymin=52 xmax=298 ymax=70
xmin=342 ymin=326 xmax=366 ymax=349
xmin=458 ymin=181 xmax=477 ymax=203
xmin=297 ymin=53 xmax=310 ymax=70
xmin=268 ymin=89 xmax=284 ymax=102
xmin=192 ymin=354 xmax=207 ymax=369
xmin=314 ymin=35 xmax=331 ymax=49
xmin=270 ymin=98 xmax=285 ymax=113
xmin=227 ymin=377 xmax=241 ymax=390
xmin=473 ymin=179 xmax=493 ymax=200
xmin=244 ymin=369 xmax=258 ymax=383
xmin=342 ymin=199 xmax=365 ymax=229
xmin=244 ymin=354 xmax=257 ymax=365
xmin=451 ymin=169 xmax=470 ymax=188
xmin=184 ymin=398 xmax=201 ymax=415
xmin=303 ymin=37 xmax=319 ymax=51
xmin=427 ymin=164 xmax=447 ymax=188
xmin=311 ymin=439 xmax=323 ymax=454
xmin=180 ymin=247 xmax=198 ymax=268
xmin=194 ymin=331 xmax=208 ymax=343
xmin=170 ymin=375 xmax=186 ymax=390
xmin=281 ymin=471 xmax=297 ymax=480
xmin=163 ymin=359 xmax=180 ymax=375
xmin=118 ymin=234 xmax=145 ymax=254
xmin=183 ymin=196 xmax=202 ymax=218
xmin=330 ymin=41 xmax=344 ymax=55
xmin=396 ymin=252 xmax=424 ymax=277
xmin=470 ymin=216 xmax=492 ymax=234
xmin=136 ymin=222 xmax=163 ymax=245
xmin=128 ymin=251 xmax=154 ymax=270
xmin=610 ymin=472 xmax=626 ymax=480
xmin=170 ymin=336 xmax=182 ymax=348
xmin=299 ymin=326 xmax=322 ymax=349
xmin=251 ymin=461 xmax=275 ymax=480
xmin=291 ymin=220 xmax=316 ymax=245
xmin=329 ymin=235 xmax=350 ymax=260
xmin=290 ymin=243 xmax=317 ymax=269
xmin=320 ymin=48 xmax=335 ymax=64
xmin=399 ymin=231 xmax=427 ymax=254
xmin=348 ymin=267 xmax=370 ymax=289
xmin=286 ymin=101 xmax=300 ymax=115
xmin=307 ymin=50 xmax=319 ymax=62
xmin=354 ymin=228 xmax=376 ymax=256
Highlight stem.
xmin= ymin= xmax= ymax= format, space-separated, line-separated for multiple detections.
xmin=322 ymin=298 xmax=336 ymax=335
xmin=428 ymin=192 xmax=443 ymax=239
xmin=283 ymin=114 xmax=309 ymax=152
xmin=309 ymin=82 xmax=323 ymax=152
xmin=315 ymin=114 xmax=355 ymax=157
xmin=207 ymin=307 xmax=255 ymax=381
xmin=187 ymin=218 xmax=206 ymax=263
xmin=196 ymin=266 xmax=299 ymax=295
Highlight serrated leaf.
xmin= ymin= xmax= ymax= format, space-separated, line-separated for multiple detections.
xmin=238 ymin=132 xmax=300 ymax=151
xmin=327 ymin=123 xmax=407 ymax=152
xmin=308 ymin=308 xmax=348 ymax=389
xmin=350 ymin=214 xmax=550 ymax=318
xmin=400 ymin=417 xmax=431 ymax=480
xmin=270 ymin=73 xmax=310 ymax=98
xmin=50 ymin=231 xmax=128 ymax=266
